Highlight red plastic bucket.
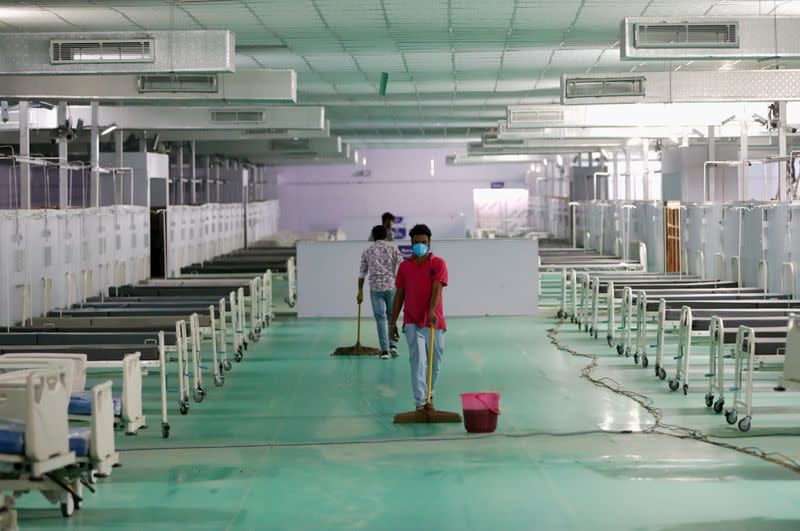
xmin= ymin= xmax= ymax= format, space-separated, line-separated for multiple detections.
xmin=460 ymin=393 xmax=501 ymax=433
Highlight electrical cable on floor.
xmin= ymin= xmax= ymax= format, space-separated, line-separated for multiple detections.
xmin=546 ymin=319 xmax=800 ymax=474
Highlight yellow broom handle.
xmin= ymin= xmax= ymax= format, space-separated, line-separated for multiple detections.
xmin=356 ymin=302 xmax=362 ymax=344
xmin=426 ymin=324 xmax=435 ymax=403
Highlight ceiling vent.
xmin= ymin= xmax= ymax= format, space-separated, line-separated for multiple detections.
xmin=138 ymin=74 xmax=218 ymax=93
xmin=210 ymin=109 xmax=266 ymax=123
xmin=271 ymin=139 xmax=311 ymax=151
xmin=633 ymin=22 xmax=738 ymax=48
xmin=564 ymin=77 xmax=645 ymax=100
xmin=508 ymin=108 xmax=564 ymax=126
xmin=51 ymin=39 xmax=154 ymax=64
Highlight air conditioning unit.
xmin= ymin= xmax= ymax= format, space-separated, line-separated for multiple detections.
xmin=51 ymin=39 xmax=154 ymax=64
xmin=564 ymin=77 xmax=645 ymax=100
xmin=138 ymin=74 xmax=218 ymax=93
xmin=633 ymin=22 xmax=738 ymax=49
xmin=622 ymin=17 xmax=800 ymax=60
xmin=210 ymin=109 xmax=267 ymax=123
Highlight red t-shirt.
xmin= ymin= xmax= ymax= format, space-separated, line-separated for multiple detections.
xmin=395 ymin=254 xmax=448 ymax=330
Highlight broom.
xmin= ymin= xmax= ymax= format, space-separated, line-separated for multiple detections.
xmin=332 ymin=301 xmax=381 ymax=356
xmin=394 ymin=324 xmax=461 ymax=423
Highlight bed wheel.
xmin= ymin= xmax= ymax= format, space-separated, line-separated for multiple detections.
xmin=725 ymin=410 xmax=737 ymax=425
xmin=162 ymin=423 xmax=170 ymax=438
xmin=214 ymin=375 xmax=224 ymax=387
xmin=683 ymin=383 xmax=688 ymax=396
xmin=234 ymin=352 xmax=243 ymax=363
xmin=193 ymin=390 xmax=204 ymax=403
xmin=223 ymin=359 xmax=233 ymax=371
xmin=668 ymin=379 xmax=680 ymax=392
xmin=705 ymin=394 xmax=714 ymax=408
xmin=738 ymin=417 xmax=751 ymax=432
xmin=658 ymin=367 xmax=667 ymax=380
xmin=607 ymin=335 xmax=613 ymax=348
xmin=556 ymin=310 xmax=565 ymax=318
xmin=60 ymin=496 xmax=74 ymax=518
xmin=641 ymin=355 xmax=649 ymax=368
xmin=624 ymin=347 xmax=630 ymax=358
xmin=713 ymin=399 xmax=725 ymax=414
xmin=633 ymin=353 xmax=640 ymax=365
xmin=616 ymin=345 xmax=624 ymax=356
xmin=180 ymin=402 xmax=189 ymax=415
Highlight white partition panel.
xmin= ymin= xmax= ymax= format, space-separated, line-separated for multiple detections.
xmin=0 ymin=206 xmax=149 ymax=326
xmin=297 ymin=239 xmax=539 ymax=318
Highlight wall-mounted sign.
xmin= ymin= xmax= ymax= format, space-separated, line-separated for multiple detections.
xmin=392 ymin=215 xmax=406 ymax=239
xmin=398 ymin=244 xmax=413 ymax=260
xmin=491 ymin=182 xmax=505 ymax=189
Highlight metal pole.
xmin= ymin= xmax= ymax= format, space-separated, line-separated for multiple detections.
xmin=641 ymin=141 xmax=649 ymax=201
xmin=612 ymin=150 xmax=619 ymax=201
xmin=779 ymin=101 xmax=788 ymax=201
xmin=57 ymin=101 xmax=68 ymax=209
xmin=176 ymin=144 xmax=184 ymax=205
xmin=190 ymin=141 xmax=197 ymax=205
xmin=708 ymin=125 xmax=716 ymax=202
xmin=90 ymin=101 xmax=100 ymax=208
xmin=19 ymin=101 xmax=30 ymax=209
xmin=114 ymin=129 xmax=124 ymax=205
xmin=740 ymin=120 xmax=749 ymax=201
xmin=624 ymin=148 xmax=631 ymax=201
xmin=204 ymin=155 xmax=210 ymax=204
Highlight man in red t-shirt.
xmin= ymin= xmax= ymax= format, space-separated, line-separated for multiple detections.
xmin=389 ymin=224 xmax=448 ymax=411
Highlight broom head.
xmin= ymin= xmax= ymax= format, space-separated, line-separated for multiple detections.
xmin=394 ymin=406 xmax=462 ymax=424
xmin=332 ymin=342 xmax=382 ymax=356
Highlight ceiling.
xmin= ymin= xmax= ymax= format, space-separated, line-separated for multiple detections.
xmin=1 ymin=0 xmax=799 ymax=147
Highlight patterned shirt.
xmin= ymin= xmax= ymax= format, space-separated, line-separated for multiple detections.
xmin=359 ymin=240 xmax=403 ymax=292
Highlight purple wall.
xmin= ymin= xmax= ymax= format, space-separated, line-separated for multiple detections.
xmin=273 ymin=148 xmax=530 ymax=234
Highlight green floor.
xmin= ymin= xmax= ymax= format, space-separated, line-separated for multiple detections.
xmin=17 ymin=310 xmax=800 ymax=530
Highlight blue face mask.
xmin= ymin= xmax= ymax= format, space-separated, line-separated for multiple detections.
xmin=412 ymin=242 xmax=429 ymax=257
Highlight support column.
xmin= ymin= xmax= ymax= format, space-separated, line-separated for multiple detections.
xmin=114 ymin=129 xmax=124 ymax=205
xmin=57 ymin=101 xmax=69 ymax=209
xmin=204 ymin=156 xmax=211 ymax=204
xmin=612 ymin=150 xmax=619 ymax=201
xmin=708 ymin=126 xmax=716 ymax=202
xmin=779 ymin=101 xmax=788 ymax=201
xmin=18 ymin=101 xmax=30 ymax=209
xmin=176 ymin=144 xmax=184 ymax=206
xmin=215 ymin=162 xmax=221 ymax=203
xmin=739 ymin=121 xmax=749 ymax=201
xmin=642 ymin=141 xmax=649 ymax=201
xmin=624 ymin=148 xmax=631 ymax=201
xmin=190 ymin=141 xmax=197 ymax=205
xmin=90 ymin=101 xmax=100 ymax=208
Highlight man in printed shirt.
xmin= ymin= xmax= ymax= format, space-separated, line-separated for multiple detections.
xmin=358 ymin=225 xmax=404 ymax=359
xmin=389 ymin=224 xmax=449 ymax=411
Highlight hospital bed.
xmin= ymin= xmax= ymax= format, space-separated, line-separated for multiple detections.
xmin=0 ymin=368 xmax=117 ymax=524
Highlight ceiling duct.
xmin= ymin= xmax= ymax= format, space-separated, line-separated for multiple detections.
xmin=66 ymin=104 xmax=321 ymax=131
xmin=622 ymin=17 xmax=800 ymax=60
xmin=562 ymin=70 xmax=800 ymax=104
xmin=0 ymin=70 xmax=296 ymax=104
xmin=0 ymin=31 xmax=234 ymax=74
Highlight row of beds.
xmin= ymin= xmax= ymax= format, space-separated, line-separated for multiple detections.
xmin=546 ymin=247 xmax=800 ymax=435
xmin=0 ymin=244 xmax=297 ymax=528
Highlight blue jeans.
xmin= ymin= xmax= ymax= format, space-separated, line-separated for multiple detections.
xmin=403 ymin=324 xmax=445 ymax=407
xmin=370 ymin=289 xmax=397 ymax=352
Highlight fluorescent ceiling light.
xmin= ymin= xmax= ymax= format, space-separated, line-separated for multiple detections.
xmin=100 ymin=123 xmax=117 ymax=136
